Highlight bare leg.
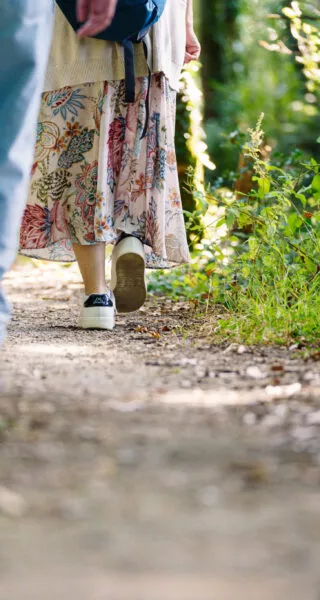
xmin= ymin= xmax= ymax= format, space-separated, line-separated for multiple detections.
xmin=73 ymin=243 xmax=106 ymax=295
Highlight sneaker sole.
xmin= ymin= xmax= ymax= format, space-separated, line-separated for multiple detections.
xmin=113 ymin=253 xmax=147 ymax=313
xmin=79 ymin=307 xmax=115 ymax=330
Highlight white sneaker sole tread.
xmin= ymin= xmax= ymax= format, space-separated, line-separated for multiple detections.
xmin=113 ymin=252 xmax=146 ymax=313
xmin=111 ymin=237 xmax=146 ymax=314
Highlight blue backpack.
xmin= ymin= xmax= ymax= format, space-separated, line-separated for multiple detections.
xmin=56 ymin=0 xmax=167 ymax=109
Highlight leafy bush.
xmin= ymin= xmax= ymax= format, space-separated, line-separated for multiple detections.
xmin=149 ymin=119 xmax=320 ymax=346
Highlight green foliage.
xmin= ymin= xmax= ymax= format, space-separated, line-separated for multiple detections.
xmin=200 ymin=0 xmax=320 ymax=176
xmin=154 ymin=1 xmax=320 ymax=346
xmin=149 ymin=119 xmax=320 ymax=345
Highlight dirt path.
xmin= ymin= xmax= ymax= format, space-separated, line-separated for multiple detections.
xmin=1 ymin=262 xmax=320 ymax=599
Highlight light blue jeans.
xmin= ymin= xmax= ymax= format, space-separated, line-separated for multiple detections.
xmin=0 ymin=0 xmax=53 ymax=343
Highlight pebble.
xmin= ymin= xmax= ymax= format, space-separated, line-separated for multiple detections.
xmin=33 ymin=369 xmax=42 ymax=379
xmin=58 ymin=497 xmax=89 ymax=521
xmin=303 ymin=371 xmax=315 ymax=382
xmin=108 ymin=400 xmax=143 ymax=413
xmin=197 ymin=485 xmax=220 ymax=507
xmin=273 ymin=403 xmax=289 ymax=420
xmin=266 ymin=382 xmax=302 ymax=398
xmin=289 ymin=343 xmax=300 ymax=351
xmin=246 ymin=365 xmax=266 ymax=379
xmin=0 ymin=486 xmax=27 ymax=518
xmin=223 ymin=343 xmax=238 ymax=354
xmin=243 ymin=412 xmax=256 ymax=426
xmin=306 ymin=411 xmax=320 ymax=426
xmin=116 ymin=447 xmax=139 ymax=466
xmin=179 ymin=358 xmax=198 ymax=367
xmin=195 ymin=367 xmax=208 ymax=379
xmin=75 ymin=424 xmax=99 ymax=442
xmin=292 ymin=426 xmax=317 ymax=441
xmin=260 ymin=414 xmax=283 ymax=428
xmin=181 ymin=380 xmax=193 ymax=389
xmin=237 ymin=345 xmax=247 ymax=355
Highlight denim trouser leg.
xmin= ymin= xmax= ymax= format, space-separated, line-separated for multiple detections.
xmin=0 ymin=0 xmax=53 ymax=343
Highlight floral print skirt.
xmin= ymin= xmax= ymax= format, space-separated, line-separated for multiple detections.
xmin=19 ymin=75 xmax=190 ymax=268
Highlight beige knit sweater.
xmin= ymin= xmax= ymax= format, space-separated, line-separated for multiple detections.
xmin=44 ymin=0 xmax=187 ymax=93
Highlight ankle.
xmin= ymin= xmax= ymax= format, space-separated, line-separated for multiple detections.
xmin=84 ymin=286 xmax=107 ymax=296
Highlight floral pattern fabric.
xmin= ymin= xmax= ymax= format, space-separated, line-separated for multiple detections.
xmin=20 ymin=75 xmax=190 ymax=268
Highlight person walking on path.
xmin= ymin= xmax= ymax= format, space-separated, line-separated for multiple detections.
xmin=19 ymin=0 xmax=201 ymax=331
xmin=0 ymin=0 xmax=119 ymax=346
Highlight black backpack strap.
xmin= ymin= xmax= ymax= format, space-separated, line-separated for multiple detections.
xmin=122 ymin=39 xmax=135 ymax=103
xmin=140 ymin=38 xmax=152 ymax=140
xmin=122 ymin=35 xmax=151 ymax=140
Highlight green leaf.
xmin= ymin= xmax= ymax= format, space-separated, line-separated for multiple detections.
xmin=237 ymin=215 xmax=252 ymax=230
xmin=287 ymin=212 xmax=302 ymax=232
xmin=241 ymin=266 xmax=251 ymax=278
xmin=312 ymin=174 xmax=320 ymax=192
xmin=257 ymin=177 xmax=271 ymax=198
xmin=262 ymin=255 xmax=274 ymax=267
xmin=226 ymin=210 xmax=236 ymax=229
xmin=304 ymin=258 xmax=317 ymax=273
xmin=295 ymin=193 xmax=307 ymax=206
xmin=216 ymin=217 xmax=226 ymax=228
xmin=248 ymin=237 xmax=259 ymax=259
xmin=266 ymin=165 xmax=284 ymax=174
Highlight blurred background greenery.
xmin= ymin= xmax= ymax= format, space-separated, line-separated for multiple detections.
xmin=176 ymin=0 xmax=320 ymax=189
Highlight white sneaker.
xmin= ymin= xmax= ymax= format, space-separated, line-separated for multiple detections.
xmin=79 ymin=292 xmax=116 ymax=330
xmin=111 ymin=236 xmax=146 ymax=313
